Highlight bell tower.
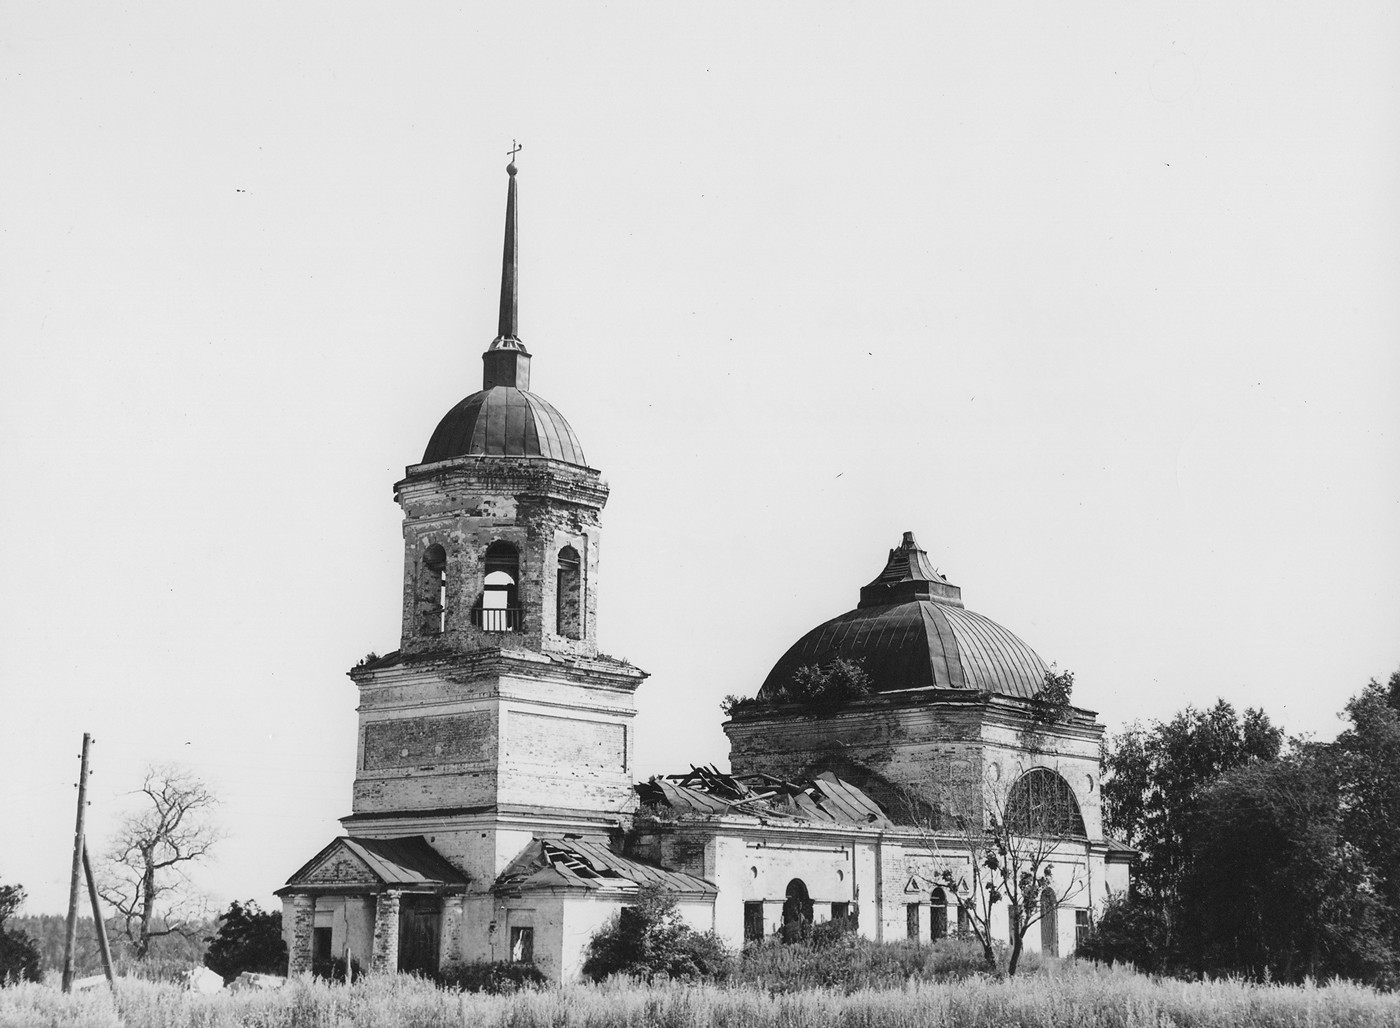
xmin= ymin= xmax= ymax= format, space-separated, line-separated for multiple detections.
xmin=342 ymin=158 xmax=647 ymax=881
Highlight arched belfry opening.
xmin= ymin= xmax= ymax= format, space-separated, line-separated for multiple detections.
xmin=556 ymin=545 xmax=582 ymax=639
xmin=418 ymin=543 xmax=448 ymax=636
xmin=476 ymin=541 xmax=521 ymax=632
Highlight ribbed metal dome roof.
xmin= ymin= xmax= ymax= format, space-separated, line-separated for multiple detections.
xmin=420 ymin=161 xmax=590 ymax=469
xmin=422 ymin=386 xmax=586 ymax=466
xmin=757 ymin=532 xmax=1049 ymax=702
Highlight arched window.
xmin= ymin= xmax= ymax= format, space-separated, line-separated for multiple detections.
xmin=474 ymin=541 xmax=520 ymax=632
xmin=419 ymin=544 xmax=447 ymax=636
xmin=1040 ymin=887 xmax=1058 ymax=956
xmin=556 ymin=545 xmax=582 ymax=639
xmin=1005 ymin=768 xmax=1087 ymax=837
xmin=929 ymin=886 xmax=948 ymax=940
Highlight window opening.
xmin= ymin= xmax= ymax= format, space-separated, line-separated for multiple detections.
xmin=1005 ymin=768 xmax=1087 ymax=837
xmin=743 ymin=901 xmax=764 ymax=943
xmin=419 ymin=544 xmax=448 ymax=636
xmin=957 ymin=904 xmax=969 ymax=933
xmin=1075 ymin=909 xmax=1091 ymax=953
xmin=929 ymin=887 xmax=948 ymax=940
xmin=509 ymin=926 xmax=534 ymax=964
xmin=312 ymin=926 xmax=332 ymax=966
xmin=906 ymin=902 xmax=920 ymax=941
xmin=556 ymin=545 xmax=582 ymax=639
xmin=831 ymin=901 xmax=850 ymax=923
xmin=475 ymin=541 xmax=520 ymax=632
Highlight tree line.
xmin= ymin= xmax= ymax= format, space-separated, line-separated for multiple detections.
xmin=1082 ymin=669 xmax=1400 ymax=986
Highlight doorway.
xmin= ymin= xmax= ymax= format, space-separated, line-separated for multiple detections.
xmin=782 ymin=879 xmax=813 ymax=942
xmin=397 ymin=895 xmax=441 ymax=974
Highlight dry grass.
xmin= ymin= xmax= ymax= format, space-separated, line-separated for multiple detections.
xmin=1 ymin=964 xmax=1397 ymax=1028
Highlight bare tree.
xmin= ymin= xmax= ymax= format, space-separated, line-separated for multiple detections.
xmin=913 ymin=760 xmax=1087 ymax=976
xmin=99 ymin=765 xmax=218 ymax=959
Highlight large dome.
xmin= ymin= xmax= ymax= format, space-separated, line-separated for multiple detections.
xmin=758 ymin=532 xmax=1049 ymax=702
xmin=422 ymin=386 xmax=586 ymax=466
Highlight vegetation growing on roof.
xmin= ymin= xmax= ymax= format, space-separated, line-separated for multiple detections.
xmin=723 ymin=658 xmax=872 ymax=717
xmin=1029 ymin=666 xmax=1075 ymax=725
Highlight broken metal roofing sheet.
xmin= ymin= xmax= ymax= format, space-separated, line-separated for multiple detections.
xmin=422 ymin=386 xmax=587 ymax=466
xmin=639 ymin=767 xmax=894 ymax=828
xmin=494 ymin=837 xmax=716 ymax=896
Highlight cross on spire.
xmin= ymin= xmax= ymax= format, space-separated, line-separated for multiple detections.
xmin=507 ymin=140 xmax=522 ymax=166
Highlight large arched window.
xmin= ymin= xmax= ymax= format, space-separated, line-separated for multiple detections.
xmin=1005 ymin=768 xmax=1087 ymax=837
xmin=556 ymin=545 xmax=582 ymax=639
xmin=418 ymin=543 xmax=448 ymax=636
xmin=474 ymin=541 xmax=520 ymax=632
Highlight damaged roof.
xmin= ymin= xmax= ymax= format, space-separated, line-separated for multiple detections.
xmin=494 ymin=837 xmax=716 ymax=896
xmin=637 ymin=766 xmax=894 ymax=828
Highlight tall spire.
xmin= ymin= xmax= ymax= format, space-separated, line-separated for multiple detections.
xmin=494 ymin=156 xmax=520 ymax=347
xmin=483 ymin=148 xmax=531 ymax=390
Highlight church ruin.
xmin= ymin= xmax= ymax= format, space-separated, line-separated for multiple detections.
xmin=276 ymin=160 xmax=1131 ymax=980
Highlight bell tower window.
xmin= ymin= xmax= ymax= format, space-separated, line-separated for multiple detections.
xmin=419 ymin=544 xmax=448 ymax=636
xmin=475 ymin=541 xmax=520 ymax=632
xmin=556 ymin=545 xmax=582 ymax=639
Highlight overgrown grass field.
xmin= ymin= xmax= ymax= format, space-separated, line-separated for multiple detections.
xmin=3 ymin=965 xmax=1397 ymax=1028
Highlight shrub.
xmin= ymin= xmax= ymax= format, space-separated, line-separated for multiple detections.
xmin=0 ymin=882 xmax=40 ymax=986
xmin=311 ymin=954 xmax=364 ymax=983
xmin=809 ymin=913 xmax=858 ymax=949
xmin=582 ymin=886 xmax=734 ymax=982
xmin=433 ymin=960 xmax=548 ymax=993
xmin=1075 ymin=893 xmax=1170 ymax=974
xmin=204 ymin=900 xmax=287 ymax=984
xmin=736 ymin=934 xmax=1009 ymax=992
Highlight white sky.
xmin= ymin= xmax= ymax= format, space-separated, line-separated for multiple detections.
xmin=2 ymin=3 xmax=1397 ymax=916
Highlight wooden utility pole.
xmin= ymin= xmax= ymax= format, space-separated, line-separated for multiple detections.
xmin=61 ymin=732 xmax=92 ymax=992
xmin=82 ymin=845 xmax=116 ymax=989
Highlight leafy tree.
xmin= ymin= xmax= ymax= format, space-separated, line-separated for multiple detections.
xmin=919 ymin=763 xmax=1087 ymax=975
xmin=582 ymin=885 xmax=732 ymax=982
xmin=100 ymin=765 xmax=219 ymax=959
xmin=1102 ymin=700 xmax=1282 ymax=916
xmin=1333 ymin=670 xmax=1400 ymax=943
xmin=203 ymin=900 xmax=286 ymax=984
xmin=0 ymin=880 xmax=41 ymax=985
xmin=1183 ymin=749 xmax=1393 ymax=984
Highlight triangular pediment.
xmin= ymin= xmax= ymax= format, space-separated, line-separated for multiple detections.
xmin=278 ymin=836 xmax=470 ymax=896
xmin=296 ymin=841 xmax=381 ymax=887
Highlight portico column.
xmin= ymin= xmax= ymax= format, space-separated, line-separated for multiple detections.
xmin=371 ymin=890 xmax=402 ymax=972
xmin=288 ymin=894 xmax=315 ymax=975
xmin=443 ymin=895 xmax=465 ymax=966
